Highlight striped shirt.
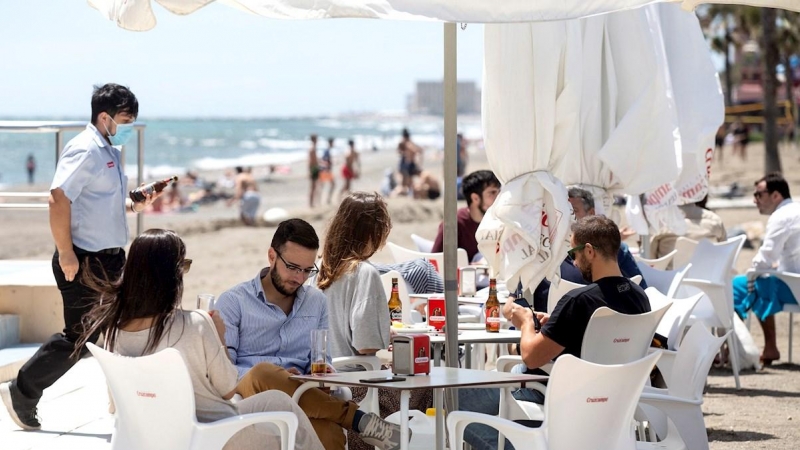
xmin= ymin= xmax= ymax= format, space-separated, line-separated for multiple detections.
xmin=370 ymin=259 xmax=444 ymax=294
xmin=216 ymin=267 xmax=329 ymax=379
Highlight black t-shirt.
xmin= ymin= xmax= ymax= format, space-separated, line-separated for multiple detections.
xmin=540 ymin=276 xmax=651 ymax=358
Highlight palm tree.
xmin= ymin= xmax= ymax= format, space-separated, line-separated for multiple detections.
xmin=762 ymin=8 xmax=782 ymax=173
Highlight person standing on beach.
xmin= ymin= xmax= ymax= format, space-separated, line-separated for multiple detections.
xmin=319 ymin=137 xmax=336 ymax=205
xmin=397 ymin=128 xmax=422 ymax=196
xmin=1 ymin=83 xmax=162 ymax=431
xmin=340 ymin=139 xmax=360 ymax=197
xmin=26 ymin=154 xmax=36 ymax=185
xmin=308 ymin=134 xmax=320 ymax=208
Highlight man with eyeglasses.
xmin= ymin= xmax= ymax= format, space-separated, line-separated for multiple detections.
xmin=456 ymin=216 xmax=650 ymax=450
xmin=216 ymin=219 xmax=405 ymax=450
xmin=733 ymin=172 xmax=800 ymax=365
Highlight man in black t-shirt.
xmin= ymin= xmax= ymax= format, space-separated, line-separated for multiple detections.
xmin=506 ymin=215 xmax=651 ymax=370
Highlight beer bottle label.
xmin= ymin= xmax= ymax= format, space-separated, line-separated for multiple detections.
xmin=486 ymin=306 xmax=501 ymax=324
xmin=390 ymin=308 xmax=403 ymax=322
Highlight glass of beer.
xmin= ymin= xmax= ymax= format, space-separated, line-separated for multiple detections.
xmin=311 ymin=329 xmax=328 ymax=376
xmin=197 ymin=294 xmax=215 ymax=311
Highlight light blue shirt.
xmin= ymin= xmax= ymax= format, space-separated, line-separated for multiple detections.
xmin=217 ymin=268 xmax=329 ymax=379
xmin=50 ymin=124 xmax=128 ymax=251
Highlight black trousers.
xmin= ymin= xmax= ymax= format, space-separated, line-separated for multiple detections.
xmin=15 ymin=249 xmax=125 ymax=403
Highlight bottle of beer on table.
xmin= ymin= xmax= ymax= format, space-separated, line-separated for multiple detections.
xmin=129 ymin=175 xmax=178 ymax=202
xmin=388 ymin=278 xmax=403 ymax=325
xmin=485 ymin=278 xmax=500 ymax=333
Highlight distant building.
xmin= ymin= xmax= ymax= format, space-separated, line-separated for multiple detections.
xmin=408 ymin=80 xmax=481 ymax=115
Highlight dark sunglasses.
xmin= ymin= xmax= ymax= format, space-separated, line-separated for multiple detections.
xmin=567 ymin=243 xmax=587 ymax=259
xmin=753 ymin=190 xmax=769 ymax=198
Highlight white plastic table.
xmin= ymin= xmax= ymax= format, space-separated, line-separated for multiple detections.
xmin=291 ymin=367 xmax=544 ymax=450
xmin=428 ymin=329 xmax=521 ymax=367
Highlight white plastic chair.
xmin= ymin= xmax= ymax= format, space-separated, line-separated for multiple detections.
xmin=746 ymin=269 xmax=800 ymax=363
xmin=637 ymin=325 xmax=729 ymax=450
xmin=645 ymin=287 xmax=703 ymax=351
xmin=546 ymin=279 xmax=584 ymax=314
xmin=330 ymin=356 xmax=382 ymax=414
xmin=636 ymin=262 xmax=692 ymax=299
xmin=450 ymin=352 xmax=661 ymax=450
xmin=379 ymin=270 xmax=422 ymax=324
xmin=681 ymin=235 xmax=746 ymax=388
xmin=630 ymin=275 xmax=643 ymax=286
xmin=635 ymin=249 xmax=678 ymax=270
xmin=672 ymin=236 xmax=699 ymax=270
xmin=495 ymin=303 xmax=670 ymax=432
xmin=386 ymin=241 xmax=468 ymax=274
xmin=410 ymin=233 xmax=434 ymax=253
xmin=86 ymin=343 xmax=298 ymax=450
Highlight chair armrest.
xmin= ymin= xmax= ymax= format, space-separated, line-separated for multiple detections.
xmin=639 ymin=392 xmax=703 ymax=407
xmin=447 ymin=411 xmax=547 ymax=450
xmin=646 ymin=348 xmax=677 ymax=388
xmin=193 ymin=411 xmax=298 ymax=450
xmin=331 ymin=356 xmax=382 ymax=371
xmin=681 ymin=278 xmax=724 ymax=289
xmin=496 ymin=355 xmax=523 ymax=373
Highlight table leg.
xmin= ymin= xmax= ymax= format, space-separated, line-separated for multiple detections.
xmin=434 ymin=388 xmax=445 ymax=450
xmin=433 ymin=342 xmax=442 ymax=366
xmin=464 ymin=343 xmax=472 ymax=368
xmin=400 ymin=390 xmax=410 ymax=450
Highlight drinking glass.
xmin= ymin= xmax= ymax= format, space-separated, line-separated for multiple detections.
xmin=310 ymin=329 xmax=328 ymax=376
xmin=197 ymin=294 xmax=215 ymax=311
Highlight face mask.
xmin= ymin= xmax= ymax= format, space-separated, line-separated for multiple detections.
xmin=105 ymin=117 xmax=135 ymax=146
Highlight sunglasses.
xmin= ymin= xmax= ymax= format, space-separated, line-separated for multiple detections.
xmin=567 ymin=243 xmax=588 ymax=260
xmin=753 ymin=190 xmax=769 ymax=198
xmin=275 ymin=251 xmax=319 ymax=278
xmin=181 ymin=258 xmax=193 ymax=274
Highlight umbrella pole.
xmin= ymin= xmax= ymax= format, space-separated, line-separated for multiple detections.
xmin=442 ymin=21 xmax=459 ymax=420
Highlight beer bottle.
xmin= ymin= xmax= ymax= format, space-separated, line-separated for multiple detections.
xmin=388 ymin=278 xmax=403 ymax=325
xmin=485 ymin=278 xmax=500 ymax=333
xmin=129 ymin=175 xmax=178 ymax=202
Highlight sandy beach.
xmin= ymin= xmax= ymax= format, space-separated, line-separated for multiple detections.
xmin=2 ymin=139 xmax=800 ymax=448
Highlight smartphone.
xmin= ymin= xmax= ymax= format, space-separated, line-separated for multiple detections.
xmin=359 ymin=376 xmax=406 ymax=383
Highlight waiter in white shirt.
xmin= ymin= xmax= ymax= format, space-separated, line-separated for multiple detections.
xmin=733 ymin=172 xmax=800 ymax=365
xmin=1 ymin=84 xmax=162 ymax=430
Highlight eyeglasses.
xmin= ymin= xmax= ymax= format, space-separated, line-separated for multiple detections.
xmin=567 ymin=243 xmax=588 ymax=260
xmin=275 ymin=251 xmax=319 ymax=278
xmin=181 ymin=258 xmax=193 ymax=274
xmin=753 ymin=190 xmax=769 ymax=198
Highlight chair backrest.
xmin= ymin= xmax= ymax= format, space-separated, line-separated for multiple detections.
xmin=387 ymin=241 xmax=468 ymax=274
xmin=635 ymin=249 xmax=678 ymax=270
xmin=667 ymin=324 xmax=728 ymax=401
xmin=580 ymin=304 xmax=670 ymax=365
xmin=546 ymin=279 xmax=584 ymax=314
xmin=635 ymin=262 xmax=692 ymax=298
xmin=645 ymin=287 xmax=703 ymax=350
xmin=630 ymin=275 xmax=643 ymax=286
xmin=543 ymin=352 xmax=660 ymax=450
xmin=87 ymin=343 xmax=196 ymax=449
xmin=685 ymin=236 xmax=746 ymax=285
xmin=673 ymin=237 xmax=699 ymax=270
xmin=379 ymin=270 xmax=415 ymax=324
xmin=410 ymin=234 xmax=434 ymax=253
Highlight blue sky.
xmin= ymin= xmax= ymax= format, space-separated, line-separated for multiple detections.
xmin=0 ymin=1 xmax=484 ymax=118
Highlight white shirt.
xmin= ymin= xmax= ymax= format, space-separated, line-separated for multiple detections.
xmin=753 ymin=199 xmax=800 ymax=272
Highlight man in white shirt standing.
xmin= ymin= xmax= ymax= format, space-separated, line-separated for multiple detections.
xmin=733 ymin=172 xmax=800 ymax=365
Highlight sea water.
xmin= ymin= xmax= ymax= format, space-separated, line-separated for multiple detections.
xmin=0 ymin=114 xmax=481 ymax=188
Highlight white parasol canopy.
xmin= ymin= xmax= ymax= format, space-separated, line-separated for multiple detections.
xmin=476 ymin=4 xmax=720 ymax=290
xmin=88 ymin=0 xmax=800 ymax=31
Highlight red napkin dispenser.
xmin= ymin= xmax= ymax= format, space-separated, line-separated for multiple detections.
xmin=391 ymin=334 xmax=431 ymax=375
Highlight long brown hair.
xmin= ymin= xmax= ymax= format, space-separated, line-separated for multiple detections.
xmin=317 ymin=192 xmax=391 ymax=290
xmin=74 ymin=229 xmax=187 ymax=357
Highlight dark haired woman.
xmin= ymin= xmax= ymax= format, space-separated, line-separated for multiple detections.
xmin=76 ymin=229 xmax=323 ymax=450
